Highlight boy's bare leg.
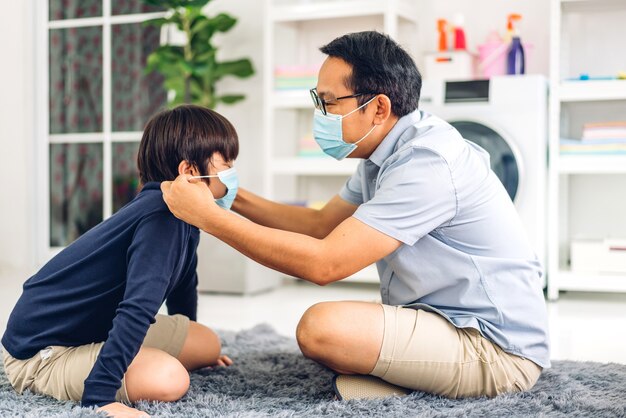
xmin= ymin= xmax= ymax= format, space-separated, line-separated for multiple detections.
xmin=178 ymin=321 xmax=233 ymax=371
xmin=124 ymin=346 xmax=190 ymax=402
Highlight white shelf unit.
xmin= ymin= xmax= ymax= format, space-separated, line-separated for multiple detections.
xmin=547 ymin=0 xmax=626 ymax=299
xmin=263 ymin=0 xmax=418 ymax=284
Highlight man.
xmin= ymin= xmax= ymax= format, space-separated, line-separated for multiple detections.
xmin=161 ymin=31 xmax=549 ymax=400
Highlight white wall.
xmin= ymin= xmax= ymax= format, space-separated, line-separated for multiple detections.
xmin=416 ymin=0 xmax=550 ymax=75
xmin=0 ymin=0 xmax=550 ymax=275
xmin=209 ymin=0 xmax=265 ymax=194
xmin=0 ymin=1 xmax=35 ymax=275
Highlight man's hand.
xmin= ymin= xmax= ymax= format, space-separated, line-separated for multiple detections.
xmin=97 ymin=402 xmax=149 ymax=417
xmin=161 ymin=174 xmax=219 ymax=230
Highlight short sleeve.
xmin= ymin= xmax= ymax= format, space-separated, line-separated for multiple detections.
xmin=352 ymin=147 xmax=457 ymax=245
xmin=339 ymin=160 xmax=365 ymax=205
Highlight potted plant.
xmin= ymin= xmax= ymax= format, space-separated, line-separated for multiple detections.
xmin=143 ymin=0 xmax=254 ymax=108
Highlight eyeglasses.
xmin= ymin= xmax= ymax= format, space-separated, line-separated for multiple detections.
xmin=309 ymin=88 xmax=377 ymax=115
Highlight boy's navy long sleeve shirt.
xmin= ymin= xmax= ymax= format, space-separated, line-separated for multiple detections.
xmin=1 ymin=182 xmax=200 ymax=407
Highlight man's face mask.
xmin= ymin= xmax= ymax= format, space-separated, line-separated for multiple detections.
xmin=312 ymin=96 xmax=378 ymax=160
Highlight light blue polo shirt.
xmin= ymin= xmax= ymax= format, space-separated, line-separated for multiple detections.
xmin=340 ymin=110 xmax=550 ymax=368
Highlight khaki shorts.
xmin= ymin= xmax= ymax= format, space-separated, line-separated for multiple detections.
xmin=1 ymin=313 xmax=189 ymax=403
xmin=371 ymin=305 xmax=542 ymax=398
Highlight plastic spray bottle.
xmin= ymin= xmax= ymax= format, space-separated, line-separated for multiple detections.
xmin=452 ymin=14 xmax=467 ymax=50
xmin=506 ymin=13 xmax=525 ymax=75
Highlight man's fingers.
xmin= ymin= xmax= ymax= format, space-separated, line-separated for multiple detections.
xmin=160 ymin=180 xmax=172 ymax=194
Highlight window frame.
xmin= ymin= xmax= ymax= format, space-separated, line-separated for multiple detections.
xmin=36 ymin=0 xmax=167 ymax=264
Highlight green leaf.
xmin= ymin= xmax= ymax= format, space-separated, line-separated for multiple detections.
xmin=194 ymin=48 xmax=216 ymax=62
xmin=218 ymin=94 xmax=245 ymax=104
xmin=184 ymin=0 xmax=212 ymax=9
xmin=213 ymin=59 xmax=254 ymax=80
xmin=142 ymin=0 xmax=166 ymax=7
xmin=209 ymin=13 xmax=237 ymax=32
xmin=190 ymin=62 xmax=211 ymax=76
xmin=143 ymin=17 xmax=168 ymax=27
xmin=190 ymin=16 xmax=211 ymax=36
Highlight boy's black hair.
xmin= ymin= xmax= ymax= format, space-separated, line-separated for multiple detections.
xmin=319 ymin=31 xmax=421 ymax=117
xmin=138 ymin=104 xmax=239 ymax=184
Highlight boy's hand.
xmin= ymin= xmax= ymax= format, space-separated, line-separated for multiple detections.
xmin=97 ymin=402 xmax=149 ymax=417
xmin=161 ymin=174 xmax=219 ymax=230
xmin=215 ymin=354 xmax=234 ymax=367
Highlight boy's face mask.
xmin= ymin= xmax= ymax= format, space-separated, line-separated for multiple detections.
xmin=191 ymin=167 xmax=239 ymax=210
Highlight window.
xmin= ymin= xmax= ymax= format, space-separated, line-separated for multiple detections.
xmin=41 ymin=0 xmax=167 ymax=252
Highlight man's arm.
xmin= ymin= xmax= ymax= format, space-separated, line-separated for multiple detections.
xmin=161 ymin=177 xmax=401 ymax=285
xmin=232 ymin=188 xmax=357 ymax=239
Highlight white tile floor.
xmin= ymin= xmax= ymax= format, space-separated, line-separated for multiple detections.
xmin=1 ymin=269 xmax=625 ymax=365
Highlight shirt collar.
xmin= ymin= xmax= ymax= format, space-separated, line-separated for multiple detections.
xmin=141 ymin=181 xmax=161 ymax=191
xmin=368 ymin=109 xmax=422 ymax=167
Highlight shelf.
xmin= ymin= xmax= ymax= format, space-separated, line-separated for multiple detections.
xmin=556 ymin=270 xmax=626 ymax=293
xmin=561 ymin=0 xmax=626 ymax=12
xmin=559 ymin=80 xmax=626 ymax=102
xmin=271 ymin=0 xmax=418 ymax=23
xmin=558 ymin=155 xmax=626 ymax=173
xmin=271 ymin=157 xmax=360 ymax=175
xmin=273 ymin=90 xmax=312 ymax=109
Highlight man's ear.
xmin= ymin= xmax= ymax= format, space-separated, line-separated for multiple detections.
xmin=373 ymin=94 xmax=392 ymax=125
xmin=177 ymin=160 xmax=199 ymax=176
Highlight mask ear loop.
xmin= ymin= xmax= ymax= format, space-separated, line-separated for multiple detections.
xmin=340 ymin=95 xmax=378 ymax=120
xmin=341 ymin=95 xmax=378 ymax=148
xmin=353 ymin=124 xmax=377 ymax=146
xmin=189 ymin=175 xmax=218 ymax=179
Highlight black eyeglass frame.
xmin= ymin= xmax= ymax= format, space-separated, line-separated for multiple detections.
xmin=309 ymin=88 xmax=377 ymax=115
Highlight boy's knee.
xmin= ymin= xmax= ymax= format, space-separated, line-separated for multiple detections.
xmin=153 ymin=358 xmax=190 ymax=402
xmin=195 ymin=322 xmax=221 ymax=360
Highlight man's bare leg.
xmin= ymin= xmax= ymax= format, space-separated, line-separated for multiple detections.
xmin=296 ymin=301 xmax=384 ymax=375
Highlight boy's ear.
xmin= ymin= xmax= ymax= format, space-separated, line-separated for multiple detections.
xmin=177 ymin=160 xmax=199 ymax=176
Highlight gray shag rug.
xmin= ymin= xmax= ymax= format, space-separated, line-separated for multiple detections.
xmin=1 ymin=324 xmax=625 ymax=417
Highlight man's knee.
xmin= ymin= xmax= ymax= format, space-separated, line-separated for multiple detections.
xmin=296 ymin=302 xmax=335 ymax=359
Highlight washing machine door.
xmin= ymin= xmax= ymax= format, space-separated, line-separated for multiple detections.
xmin=450 ymin=121 xmax=519 ymax=202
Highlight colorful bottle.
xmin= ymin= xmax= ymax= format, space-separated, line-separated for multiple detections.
xmin=453 ymin=14 xmax=467 ymax=50
xmin=437 ymin=19 xmax=448 ymax=52
xmin=506 ymin=14 xmax=525 ymax=75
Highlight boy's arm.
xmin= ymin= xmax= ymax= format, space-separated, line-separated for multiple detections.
xmin=166 ymin=251 xmax=198 ymax=321
xmin=81 ymin=212 xmax=187 ymax=408
xmin=231 ymin=188 xmax=357 ymax=239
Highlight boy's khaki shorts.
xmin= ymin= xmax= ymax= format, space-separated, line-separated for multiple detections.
xmin=371 ymin=305 xmax=542 ymax=398
xmin=1 ymin=314 xmax=189 ymax=404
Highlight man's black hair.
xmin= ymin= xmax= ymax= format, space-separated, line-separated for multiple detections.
xmin=320 ymin=31 xmax=421 ymax=117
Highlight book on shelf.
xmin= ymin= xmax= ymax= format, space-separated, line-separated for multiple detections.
xmin=582 ymin=121 xmax=626 ymax=141
xmin=274 ymin=65 xmax=319 ymax=91
xmin=560 ymin=121 xmax=626 ymax=155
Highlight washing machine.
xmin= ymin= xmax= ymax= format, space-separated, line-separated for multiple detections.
xmin=419 ymin=75 xmax=548 ymax=265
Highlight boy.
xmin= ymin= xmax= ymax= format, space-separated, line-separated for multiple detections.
xmin=2 ymin=105 xmax=237 ymax=417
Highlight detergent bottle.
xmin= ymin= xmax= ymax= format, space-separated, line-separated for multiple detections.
xmin=452 ymin=14 xmax=467 ymax=50
xmin=506 ymin=13 xmax=525 ymax=75
xmin=437 ymin=19 xmax=448 ymax=51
